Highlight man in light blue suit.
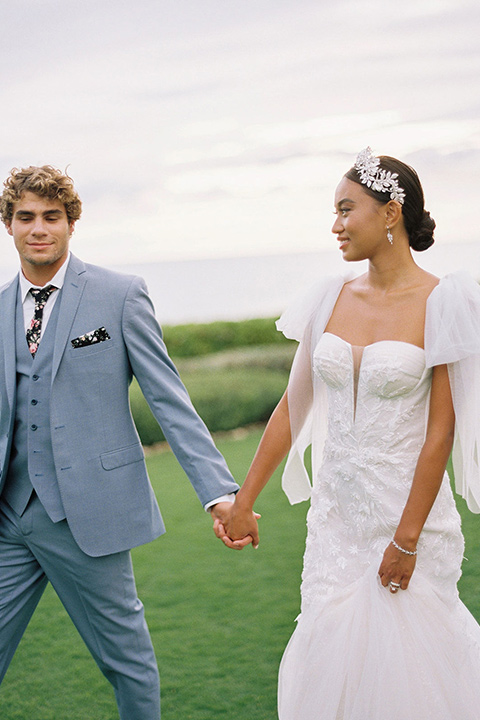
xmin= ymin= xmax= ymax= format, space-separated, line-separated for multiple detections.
xmin=0 ymin=165 xmax=245 ymax=719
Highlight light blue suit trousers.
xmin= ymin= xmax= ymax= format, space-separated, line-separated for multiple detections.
xmin=0 ymin=496 xmax=160 ymax=719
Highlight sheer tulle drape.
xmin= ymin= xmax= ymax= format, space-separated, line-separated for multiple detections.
xmin=276 ymin=274 xmax=353 ymax=504
xmin=279 ymin=271 xmax=480 ymax=512
xmin=425 ymin=272 xmax=480 ymax=512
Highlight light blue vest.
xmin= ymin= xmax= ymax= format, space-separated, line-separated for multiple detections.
xmin=3 ymin=288 xmax=66 ymax=521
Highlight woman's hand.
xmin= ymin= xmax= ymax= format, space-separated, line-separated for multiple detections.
xmin=210 ymin=500 xmax=261 ymax=550
xmin=378 ymin=541 xmax=417 ymax=594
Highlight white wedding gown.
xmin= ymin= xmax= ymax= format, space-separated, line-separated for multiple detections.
xmin=276 ymin=276 xmax=480 ymax=720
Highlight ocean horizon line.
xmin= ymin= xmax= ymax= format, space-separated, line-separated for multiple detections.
xmin=1 ymin=242 xmax=479 ymax=325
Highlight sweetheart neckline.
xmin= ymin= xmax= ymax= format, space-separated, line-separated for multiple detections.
xmin=319 ymin=333 xmax=428 ymax=422
xmin=322 ymin=332 xmax=425 ymax=354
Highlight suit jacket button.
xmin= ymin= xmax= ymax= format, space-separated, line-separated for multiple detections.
xmin=32 ymin=374 xmax=39 ymax=381
xmin=31 ymin=424 xmax=38 ymax=431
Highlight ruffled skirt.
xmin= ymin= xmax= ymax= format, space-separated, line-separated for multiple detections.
xmin=278 ymin=566 xmax=480 ymax=720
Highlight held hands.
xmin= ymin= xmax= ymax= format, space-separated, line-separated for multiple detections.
xmin=209 ymin=500 xmax=261 ymax=550
xmin=378 ymin=540 xmax=417 ymax=594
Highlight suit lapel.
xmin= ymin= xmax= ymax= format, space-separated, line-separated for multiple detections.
xmin=52 ymin=254 xmax=87 ymax=381
xmin=0 ymin=276 xmax=20 ymax=409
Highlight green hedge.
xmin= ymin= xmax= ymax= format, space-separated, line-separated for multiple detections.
xmin=174 ymin=344 xmax=296 ymax=374
xmin=130 ymin=366 xmax=288 ymax=446
xmin=162 ymin=317 xmax=292 ymax=357
xmin=130 ymin=318 xmax=297 ymax=446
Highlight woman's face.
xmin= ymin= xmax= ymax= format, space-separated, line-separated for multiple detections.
xmin=332 ymin=177 xmax=388 ymax=262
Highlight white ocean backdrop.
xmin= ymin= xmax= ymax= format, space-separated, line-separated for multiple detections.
xmin=2 ymin=241 xmax=479 ymax=325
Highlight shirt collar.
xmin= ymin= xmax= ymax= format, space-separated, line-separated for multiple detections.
xmin=19 ymin=252 xmax=71 ymax=302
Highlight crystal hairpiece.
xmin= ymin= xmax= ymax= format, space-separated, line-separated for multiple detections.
xmin=354 ymin=147 xmax=405 ymax=204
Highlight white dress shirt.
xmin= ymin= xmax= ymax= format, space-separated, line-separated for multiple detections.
xmin=20 ymin=252 xmax=71 ymax=335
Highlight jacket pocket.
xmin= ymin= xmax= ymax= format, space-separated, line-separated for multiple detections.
xmin=100 ymin=443 xmax=145 ymax=470
xmin=68 ymin=338 xmax=116 ymax=359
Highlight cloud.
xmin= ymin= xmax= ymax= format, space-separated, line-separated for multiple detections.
xmin=0 ymin=0 xmax=479 ymax=265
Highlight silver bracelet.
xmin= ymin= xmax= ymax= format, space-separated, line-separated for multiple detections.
xmin=391 ymin=539 xmax=417 ymax=556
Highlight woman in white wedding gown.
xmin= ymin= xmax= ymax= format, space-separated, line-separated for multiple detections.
xmin=214 ymin=148 xmax=480 ymax=719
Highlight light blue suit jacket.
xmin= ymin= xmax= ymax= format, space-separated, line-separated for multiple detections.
xmin=0 ymin=254 xmax=239 ymax=556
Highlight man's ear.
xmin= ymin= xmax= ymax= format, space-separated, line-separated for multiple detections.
xmin=5 ymin=223 xmax=13 ymax=237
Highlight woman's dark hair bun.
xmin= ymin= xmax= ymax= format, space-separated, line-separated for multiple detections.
xmin=409 ymin=210 xmax=435 ymax=252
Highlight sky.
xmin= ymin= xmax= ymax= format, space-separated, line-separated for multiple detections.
xmin=0 ymin=0 xmax=479 ymax=271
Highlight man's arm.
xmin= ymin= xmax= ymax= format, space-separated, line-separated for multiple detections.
xmin=122 ymin=276 xmax=240 ymax=505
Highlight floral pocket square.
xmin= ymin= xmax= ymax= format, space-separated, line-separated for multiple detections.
xmin=71 ymin=327 xmax=111 ymax=348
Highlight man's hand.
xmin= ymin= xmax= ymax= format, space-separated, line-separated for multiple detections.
xmin=209 ymin=501 xmax=260 ymax=550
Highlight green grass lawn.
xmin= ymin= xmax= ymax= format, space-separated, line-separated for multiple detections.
xmin=1 ymin=430 xmax=479 ymax=720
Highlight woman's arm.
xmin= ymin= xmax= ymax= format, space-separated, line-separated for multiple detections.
xmin=215 ymin=324 xmax=314 ymax=549
xmin=213 ymin=390 xmax=292 ymax=549
xmin=378 ymin=363 xmax=455 ymax=590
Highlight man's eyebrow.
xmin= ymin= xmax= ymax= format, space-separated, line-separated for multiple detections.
xmin=15 ymin=209 xmax=64 ymax=217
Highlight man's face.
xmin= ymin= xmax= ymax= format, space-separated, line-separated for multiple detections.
xmin=6 ymin=191 xmax=74 ymax=277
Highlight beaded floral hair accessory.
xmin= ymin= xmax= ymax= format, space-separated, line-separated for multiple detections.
xmin=354 ymin=147 xmax=405 ymax=204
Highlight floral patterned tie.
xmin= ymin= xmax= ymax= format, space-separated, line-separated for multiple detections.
xmin=26 ymin=285 xmax=57 ymax=357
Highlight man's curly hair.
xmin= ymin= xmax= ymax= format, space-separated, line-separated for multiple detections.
xmin=0 ymin=165 xmax=82 ymax=225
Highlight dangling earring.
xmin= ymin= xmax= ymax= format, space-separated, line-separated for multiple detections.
xmin=386 ymin=226 xmax=393 ymax=245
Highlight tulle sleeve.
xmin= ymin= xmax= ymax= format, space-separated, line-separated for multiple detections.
xmin=425 ymin=272 xmax=480 ymax=512
xmin=276 ymin=274 xmax=349 ymax=504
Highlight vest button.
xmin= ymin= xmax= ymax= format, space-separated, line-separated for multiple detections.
xmin=32 ymin=374 xmax=39 ymax=381
xmin=31 ymin=424 xmax=38 ymax=431
xmin=31 ymin=399 xmax=38 ymax=405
